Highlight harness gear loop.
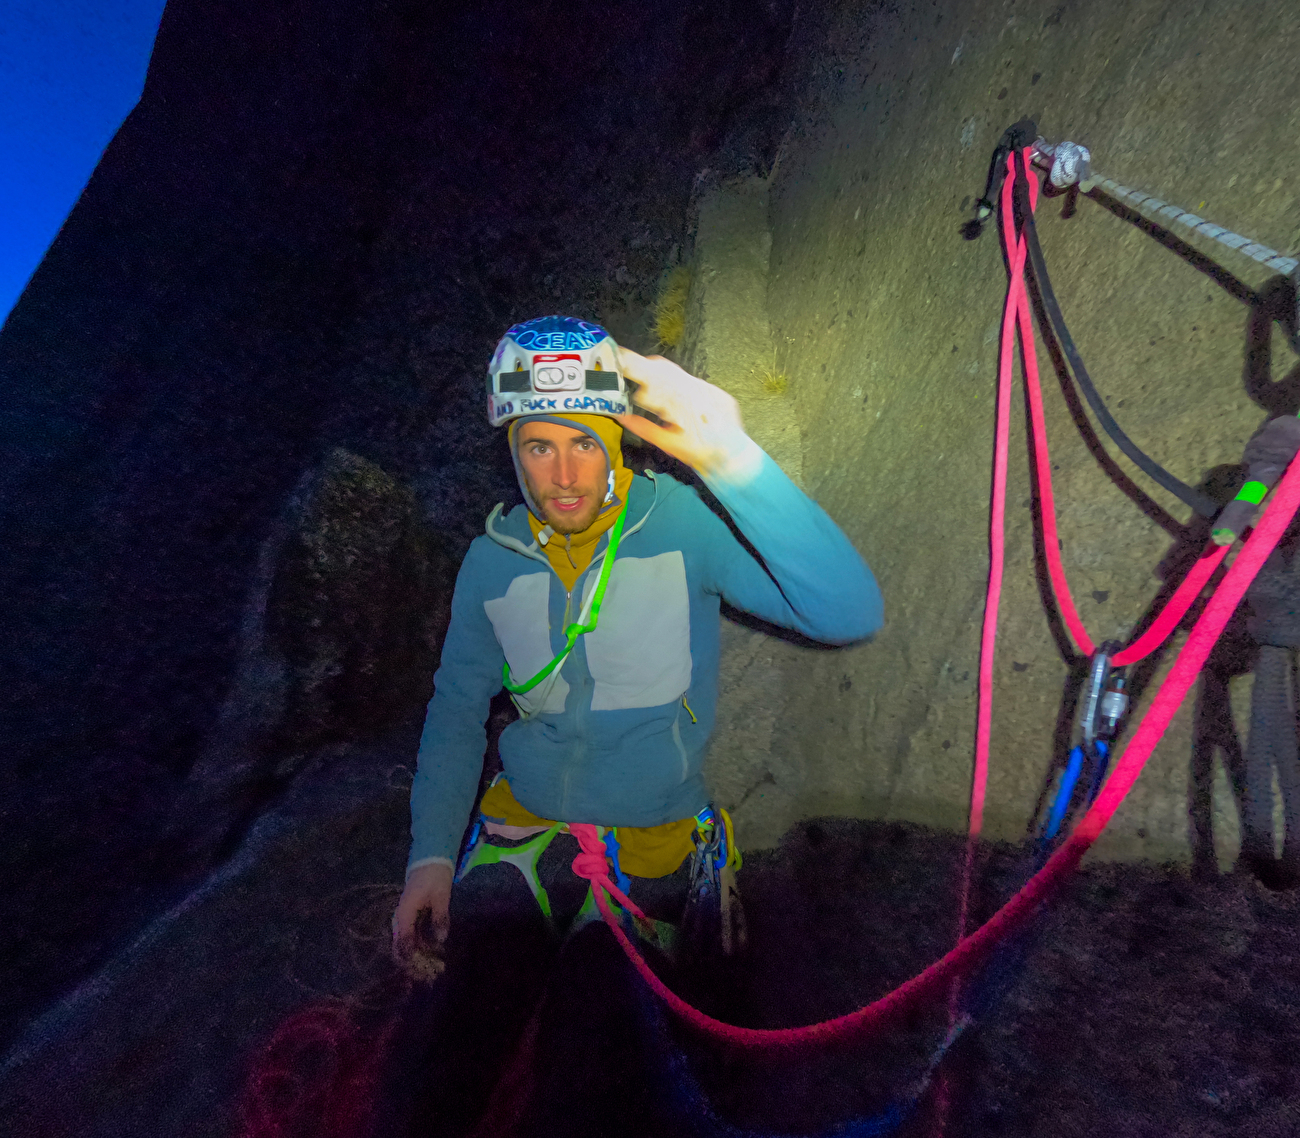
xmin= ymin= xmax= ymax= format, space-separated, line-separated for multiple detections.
xmin=681 ymin=806 xmax=746 ymax=956
xmin=502 ymin=498 xmax=630 ymax=694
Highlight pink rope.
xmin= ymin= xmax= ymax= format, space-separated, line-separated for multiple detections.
xmin=1110 ymin=544 xmax=1229 ymax=664
xmin=943 ymin=150 xmax=1039 ymax=1080
xmin=569 ymin=823 xmax=649 ymax=920
xmin=1005 ymin=170 xmax=1096 ymax=657
xmin=967 ymin=156 xmax=1035 ymax=845
xmin=1003 ymin=150 xmax=1230 ymax=669
xmin=1073 ymin=449 xmax=1300 ymax=837
xmin=236 ymin=1003 xmax=397 ymax=1138
xmin=575 ymin=453 xmax=1300 ymax=1050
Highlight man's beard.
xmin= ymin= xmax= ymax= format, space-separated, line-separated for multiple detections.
xmin=522 ymin=471 xmax=606 ymax=534
xmin=540 ymin=493 xmax=603 ymax=535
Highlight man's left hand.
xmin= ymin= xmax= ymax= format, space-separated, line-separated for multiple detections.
xmin=614 ymin=349 xmax=759 ymax=483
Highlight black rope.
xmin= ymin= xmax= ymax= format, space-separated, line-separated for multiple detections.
xmin=1012 ymin=151 xmax=1220 ymax=518
xmin=964 ymin=118 xmax=1038 ymax=240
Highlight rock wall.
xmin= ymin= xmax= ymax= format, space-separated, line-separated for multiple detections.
xmin=687 ymin=0 xmax=1300 ymax=864
xmin=677 ymin=176 xmax=810 ymax=849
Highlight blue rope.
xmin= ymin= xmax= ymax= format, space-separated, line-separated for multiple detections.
xmin=1043 ymin=746 xmax=1086 ymax=844
xmin=604 ymin=829 xmax=633 ymax=896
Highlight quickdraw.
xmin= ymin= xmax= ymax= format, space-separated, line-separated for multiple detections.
xmin=683 ymin=805 xmax=747 ymax=957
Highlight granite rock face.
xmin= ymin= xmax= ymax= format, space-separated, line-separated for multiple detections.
xmin=264 ymin=448 xmax=448 ymax=756
xmin=175 ymin=447 xmax=451 ymax=863
xmin=685 ymin=0 xmax=1300 ymax=867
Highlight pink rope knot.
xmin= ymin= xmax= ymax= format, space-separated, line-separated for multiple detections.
xmin=570 ymin=849 xmax=612 ymax=882
xmin=568 ymin=823 xmax=648 ymax=919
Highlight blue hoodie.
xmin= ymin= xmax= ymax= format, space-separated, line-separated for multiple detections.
xmin=407 ymin=444 xmax=883 ymax=874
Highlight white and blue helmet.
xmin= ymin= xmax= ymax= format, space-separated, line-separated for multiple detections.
xmin=486 ymin=315 xmax=630 ymax=428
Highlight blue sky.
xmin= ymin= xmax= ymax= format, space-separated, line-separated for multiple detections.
xmin=1 ymin=1 xmax=167 ymax=323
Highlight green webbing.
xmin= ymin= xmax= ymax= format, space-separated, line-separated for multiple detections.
xmin=1235 ymin=480 xmax=1270 ymax=506
xmin=460 ymin=824 xmax=564 ymax=918
xmin=502 ymin=500 xmax=630 ymax=694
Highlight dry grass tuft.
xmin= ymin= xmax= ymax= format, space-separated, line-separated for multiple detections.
xmin=652 ymin=266 xmax=692 ymax=349
xmin=755 ymin=346 xmax=789 ymax=396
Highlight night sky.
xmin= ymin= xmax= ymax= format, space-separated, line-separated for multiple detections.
xmin=1 ymin=0 xmax=166 ymax=321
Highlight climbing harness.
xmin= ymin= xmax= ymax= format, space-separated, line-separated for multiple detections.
xmin=455 ymin=817 xmax=566 ymax=918
xmin=455 ymin=788 xmax=740 ymax=955
xmin=501 ymin=498 xmax=629 ymax=694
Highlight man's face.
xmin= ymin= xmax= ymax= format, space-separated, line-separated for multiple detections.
xmin=515 ymin=421 xmax=608 ymax=535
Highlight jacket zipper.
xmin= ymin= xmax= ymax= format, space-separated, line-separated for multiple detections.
xmin=672 ymin=702 xmax=689 ymax=781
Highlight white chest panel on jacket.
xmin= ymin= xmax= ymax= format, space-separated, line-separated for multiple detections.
xmin=483 ymin=572 xmax=570 ymax=714
xmin=581 ymin=551 xmax=692 ymax=711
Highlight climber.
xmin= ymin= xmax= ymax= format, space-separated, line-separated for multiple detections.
xmin=383 ymin=316 xmax=880 ymax=1122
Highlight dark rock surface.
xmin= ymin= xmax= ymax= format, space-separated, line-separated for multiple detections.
xmin=5 ymin=812 xmax=1297 ymax=1137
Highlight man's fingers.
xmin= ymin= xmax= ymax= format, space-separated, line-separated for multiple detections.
xmin=430 ymin=910 xmax=450 ymax=948
xmin=391 ymin=899 xmax=449 ymax=963
xmin=613 ymin=413 xmax=678 ymax=452
xmin=392 ymin=886 xmax=433 ymax=942
xmin=391 ymin=896 xmax=419 ymax=945
xmin=618 ymin=349 xmax=691 ymax=410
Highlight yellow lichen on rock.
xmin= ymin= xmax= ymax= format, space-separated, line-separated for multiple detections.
xmin=652 ymin=266 xmax=692 ymax=349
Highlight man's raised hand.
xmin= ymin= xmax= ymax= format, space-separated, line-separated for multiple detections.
xmin=614 ymin=349 xmax=760 ymax=483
